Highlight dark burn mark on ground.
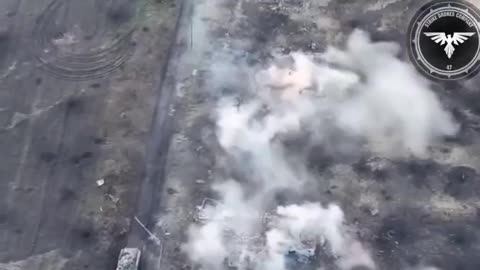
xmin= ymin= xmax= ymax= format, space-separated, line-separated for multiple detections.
xmin=107 ymin=3 xmax=134 ymax=25
xmin=395 ymin=159 xmax=439 ymax=188
xmin=59 ymin=187 xmax=78 ymax=202
xmin=345 ymin=17 xmax=371 ymax=31
xmin=380 ymin=189 xmax=393 ymax=201
xmin=6 ymin=10 xmax=16 ymax=17
xmin=70 ymin=222 xmax=97 ymax=249
xmin=444 ymin=166 xmax=479 ymax=199
xmin=93 ymin=137 xmax=106 ymax=145
xmin=65 ymin=97 xmax=85 ymax=114
xmin=70 ymin=151 xmax=94 ymax=165
xmin=90 ymin=83 xmax=101 ymax=89
xmin=446 ymin=225 xmax=476 ymax=248
xmin=35 ymin=77 xmax=43 ymax=86
xmin=84 ymin=35 xmax=93 ymax=40
xmin=40 ymin=151 xmax=57 ymax=163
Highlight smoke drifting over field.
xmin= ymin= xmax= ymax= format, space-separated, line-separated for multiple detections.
xmin=182 ymin=29 xmax=457 ymax=270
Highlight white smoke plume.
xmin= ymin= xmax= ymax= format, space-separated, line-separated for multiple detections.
xmin=250 ymin=29 xmax=458 ymax=158
xmin=272 ymin=203 xmax=375 ymax=270
xmin=182 ymin=29 xmax=453 ymax=270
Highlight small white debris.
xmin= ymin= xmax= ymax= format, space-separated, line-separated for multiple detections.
xmin=195 ymin=179 xmax=206 ymax=184
xmin=52 ymin=32 xmax=78 ymax=46
xmin=1 ymin=61 xmax=17 ymax=79
xmin=96 ymin=179 xmax=105 ymax=187
xmin=370 ymin=207 xmax=379 ymax=216
xmin=168 ymin=104 xmax=176 ymax=116
xmin=108 ymin=194 xmax=120 ymax=203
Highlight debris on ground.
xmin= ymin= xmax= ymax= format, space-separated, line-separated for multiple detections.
xmin=116 ymin=248 xmax=141 ymax=270
xmin=108 ymin=194 xmax=120 ymax=204
xmin=195 ymin=179 xmax=206 ymax=184
xmin=134 ymin=216 xmax=162 ymax=246
xmin=96 ymin=179 xmax=105 ymax=187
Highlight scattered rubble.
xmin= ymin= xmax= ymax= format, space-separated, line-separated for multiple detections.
xmin=96 ymin=179 xmax=105 ymax=187
xmin=116 ymin=248 xmax=141 ymax=270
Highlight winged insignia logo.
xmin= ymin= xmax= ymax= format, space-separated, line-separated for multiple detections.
xmin=424 ymin=32 xmax=476 ymax=58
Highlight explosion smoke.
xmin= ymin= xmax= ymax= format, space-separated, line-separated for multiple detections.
xmin=182 ymin=29 xmax=456 ymax=270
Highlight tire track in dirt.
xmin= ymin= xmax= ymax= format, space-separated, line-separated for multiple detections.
xmin=31 ymin=0 xmax=137 ymax=80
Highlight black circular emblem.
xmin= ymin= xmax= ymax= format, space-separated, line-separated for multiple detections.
xmin=408 ymin=0 xmax=480 ymax=80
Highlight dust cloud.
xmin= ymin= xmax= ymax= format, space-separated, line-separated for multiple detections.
xmin=182 ymin=29 xmax=455 ymax=270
